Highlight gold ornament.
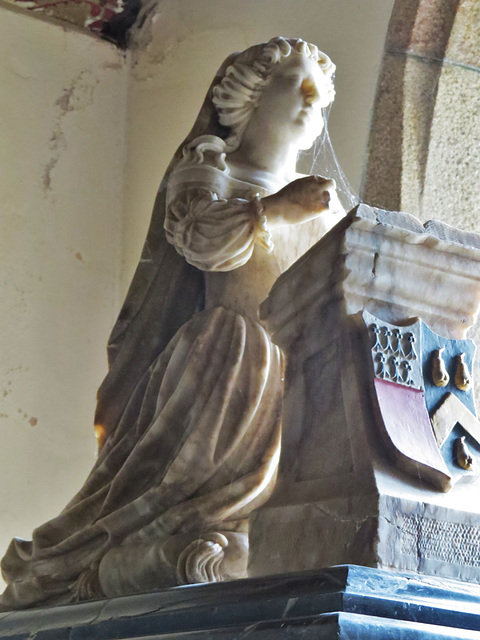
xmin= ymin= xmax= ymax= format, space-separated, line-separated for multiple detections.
xmin=455 ymin=353 xmax=472 ymax=392
xmin=432 ymin=347 xmax=449 ymax=387
xmin=455 ymin=436 xmax=474 ymax=471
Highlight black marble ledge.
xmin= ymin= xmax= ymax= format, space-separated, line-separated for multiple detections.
xmin=2 ymin=565 xmax=480 ymax=640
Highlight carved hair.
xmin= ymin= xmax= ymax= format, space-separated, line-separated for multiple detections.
xmin=212 ymin=37 xmax=335 ymax=152
xmin=176 ymin=37 xmax=335 ymax=170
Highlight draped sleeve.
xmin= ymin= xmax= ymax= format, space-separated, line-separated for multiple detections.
xmin=165 ymin=187 xmax=272 ymax=271
xmin=165 ymin=139 xmax=273 ymax=272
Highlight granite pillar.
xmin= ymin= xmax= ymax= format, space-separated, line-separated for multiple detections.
xmin=362 ymin=0 xmax=480 ymax=402
xmin=363 ymin=0 xmax=480 ymax=228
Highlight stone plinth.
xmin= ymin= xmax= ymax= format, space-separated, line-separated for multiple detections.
xmin=249 ymin=204 xmax=480 ymax=584
xmin=3 ymin=566 xmax=480 ymax=639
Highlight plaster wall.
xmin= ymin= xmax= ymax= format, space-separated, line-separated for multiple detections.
xmin=0 ymin=7 xmax=128 ymax=588
xmin=121 ymin=0 xmax=394 ymax=297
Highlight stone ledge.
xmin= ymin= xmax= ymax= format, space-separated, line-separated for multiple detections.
xmin=2 ymin=566 xmax=480 ymax=639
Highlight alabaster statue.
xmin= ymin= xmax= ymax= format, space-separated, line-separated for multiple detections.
xmin=1 ymin=37 xmax=344 ymax=609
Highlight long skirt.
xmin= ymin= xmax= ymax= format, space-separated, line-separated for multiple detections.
xmin=0 ymin=307 xmax=283 ymax=608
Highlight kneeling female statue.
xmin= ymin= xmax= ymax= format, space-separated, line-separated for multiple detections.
xmin=1 ymin=37 xmax=344 ymax=608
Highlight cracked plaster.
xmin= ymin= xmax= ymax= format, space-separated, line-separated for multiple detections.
xmin=0 ymin=9 xmax=128 ymax=591
xmin=43 ymin=70 xmax=98 ymax=193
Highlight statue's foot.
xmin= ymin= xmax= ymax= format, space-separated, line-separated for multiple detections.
xmin=176 ymin=531 xmax=248 ymax=585
xmin=176 ymin=533 xmax=227 ymax=584
xmin=71 ymin=565 xmax=104 ymax=601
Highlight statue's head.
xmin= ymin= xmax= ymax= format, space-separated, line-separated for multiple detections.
xmin=212 ymin=37 xmax=335 ymax=153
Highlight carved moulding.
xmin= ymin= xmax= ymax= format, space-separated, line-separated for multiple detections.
xmin=249 ymin=203 xmax=480 ymax=584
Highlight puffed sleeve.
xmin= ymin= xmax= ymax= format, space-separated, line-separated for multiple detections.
xmin=165 ymin=188 xmax=273 ymax=272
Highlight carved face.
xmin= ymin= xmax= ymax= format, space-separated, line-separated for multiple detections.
xmin=250 ymin=53 xmax=334 ymax=151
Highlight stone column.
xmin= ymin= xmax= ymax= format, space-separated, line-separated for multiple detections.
xmin=362 ymin=0 xmax=480 ymax=403
xmin=249 ymin=204 xmax=480 ymax=584
xmin=363 ymin=0 xmax=480 ymax=230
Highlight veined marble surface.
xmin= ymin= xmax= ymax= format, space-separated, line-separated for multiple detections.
xmin=2 ymin=565 xmax=480 ymax=639
xmin=251 ymin=203 xmax=480 ymax=585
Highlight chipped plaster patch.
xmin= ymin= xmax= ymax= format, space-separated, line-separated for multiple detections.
xmin=2 ymin=0 xmax=123 ymax=36
xmin=43 ymin=69 xmax=98 ymax=194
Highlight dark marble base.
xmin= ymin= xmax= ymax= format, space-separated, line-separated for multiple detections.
xmin=2 ymin=565 xmax=480 ymax=639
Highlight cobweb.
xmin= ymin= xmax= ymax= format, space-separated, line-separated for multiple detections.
xmin=297 ymin=100 xmax=360 ymax=213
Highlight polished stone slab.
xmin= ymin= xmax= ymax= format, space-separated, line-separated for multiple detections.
xmin=2 ymin=565 xmax=480 ymax=639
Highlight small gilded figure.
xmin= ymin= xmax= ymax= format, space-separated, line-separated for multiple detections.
xmin=455 ymin=436 xmax=474 ymax=471
xmin=455 ymin=353 xmax=472 ymax=392
xmin=432 ymin=347 xmax=449 ymax=388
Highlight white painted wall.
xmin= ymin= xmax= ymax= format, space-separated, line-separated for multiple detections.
xmin=0 ymin=8 xmax=128 ymax=588
xmin=0 ymin=0 xmax=393 ymax=592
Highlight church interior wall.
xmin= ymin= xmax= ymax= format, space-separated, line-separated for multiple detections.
xmin=0 ymin=6 xmax=128 ymax=589
xmin=0 ymin=0 xmax=393 ymax=590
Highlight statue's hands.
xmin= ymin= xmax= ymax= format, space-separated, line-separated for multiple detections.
xmin=261 ymin=175 xmax=336 ymax=227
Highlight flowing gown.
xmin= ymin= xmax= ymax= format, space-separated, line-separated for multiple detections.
xmin=1 ymin=134 xmax=340 ymax=607
xmin=0 ymin=142 xmax=286 ymax=607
